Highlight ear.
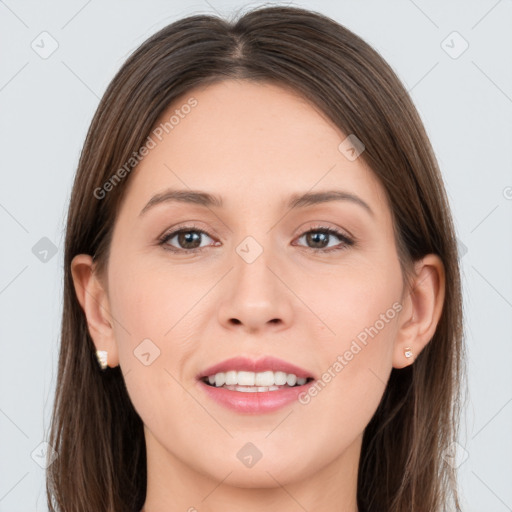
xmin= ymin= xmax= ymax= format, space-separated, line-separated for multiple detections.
xmin=70 ymin=254 xmax=119 ymax=367
xmin=392 ymin=254 xmax=445 ymax=369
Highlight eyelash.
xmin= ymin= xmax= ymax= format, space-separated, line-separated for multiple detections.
xmin=157 ymin=222 xmax=355 ymax=254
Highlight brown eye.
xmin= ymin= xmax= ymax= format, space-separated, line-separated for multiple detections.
xmin=294 ymin=226 xmax=354 ymax=253
xmin=159 ymin=226 xmax=216 ymax=252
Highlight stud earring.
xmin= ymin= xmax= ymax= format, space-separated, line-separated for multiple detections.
xmin=95 ymin=349 xmax=108 ymax=370
xmin=404 ymin=346 xmax=413 ymax=359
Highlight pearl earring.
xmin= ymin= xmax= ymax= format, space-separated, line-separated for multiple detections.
xmin=95 ymin=349 xmax=108 ymax=370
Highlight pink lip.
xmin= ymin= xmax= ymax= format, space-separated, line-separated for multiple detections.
xmin=197 ymin=379 xmax=316 ymax=414
xmin=196 ymin=356 xmax=316 ymax=414
xmin=197 ymin=355 xmax=315 ymax=380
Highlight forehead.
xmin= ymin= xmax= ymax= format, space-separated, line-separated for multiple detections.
xmin=119 ymin=79 xmax=388 ymax=217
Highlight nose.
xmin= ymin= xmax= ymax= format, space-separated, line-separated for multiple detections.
xmin=217 ymin=245 xmax=294 ymax=334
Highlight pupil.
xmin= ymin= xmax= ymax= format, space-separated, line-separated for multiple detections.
xmin=308 ymin=231 xmax=328 ymax=248
xmin=179 ymin=231 xmax=200 ymax=248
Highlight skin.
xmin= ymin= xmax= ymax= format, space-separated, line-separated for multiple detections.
xmin=71 ymin=79 xmax=445 ymax=512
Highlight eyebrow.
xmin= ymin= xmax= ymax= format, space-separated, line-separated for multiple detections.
xmin=287 ymin=190 xmax=374 ymax=216
xmin=139 ymin=188 xmax=374 ymax=217
xmin=139 ymin=189 xmax=223 ymax=216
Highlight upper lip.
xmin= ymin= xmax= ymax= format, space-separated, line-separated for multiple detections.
xmin=197 ymin=356 xmax=316 ymax=381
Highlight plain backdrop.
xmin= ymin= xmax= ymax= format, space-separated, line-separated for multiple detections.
xmin=1 ymin=0 xmax=511 ymax=510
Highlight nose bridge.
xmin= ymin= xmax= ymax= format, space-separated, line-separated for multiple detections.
xmin=217 ymin=228 xmax=294 ymax=331
xmin=233 ymin=232 xmax=280 ymax=303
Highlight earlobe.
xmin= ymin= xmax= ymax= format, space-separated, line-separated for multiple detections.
xmin=70 ymin=254 xmax=119 ymax=367
xmin=392 ymin=254 xmax=446 ymax=369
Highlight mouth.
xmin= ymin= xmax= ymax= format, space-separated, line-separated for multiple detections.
xmin=196 ymin=356 xmax=316 ymax=413
xmin=199 ymin=372 xmax=315 ymax=392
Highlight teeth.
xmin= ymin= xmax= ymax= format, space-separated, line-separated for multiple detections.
xmin=228 ymin=385 xmax=281 ymax=392
xmin=225 ymin=370 xmax=237 ymax=385
xmin=255 ymin=370 xmax=274 ymax=387
xmin=286 ymin=374 xmax=297 ymax=386
xmin=215 ymin=373 xmax=225 ymax=387
xmin=237 ymin=371 xmax=255 ymax=386
xmin=204 ymin=370 xmax=310 ymax=388
xmin=274 ymin=371 xmax=287 ymax=385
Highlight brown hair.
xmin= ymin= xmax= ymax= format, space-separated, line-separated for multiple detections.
xmin=46 ymin=5 xmax=466 ymax=511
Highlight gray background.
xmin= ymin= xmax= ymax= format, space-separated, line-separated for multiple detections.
xmin=1 ymin=0 xmax=511 ymax=510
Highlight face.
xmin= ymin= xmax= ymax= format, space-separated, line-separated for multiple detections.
xmin=98 ymin=80 xmax=407 ymax=487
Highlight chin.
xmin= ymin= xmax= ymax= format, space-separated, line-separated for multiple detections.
xmin=195 ymin=445 xmax=315 ymax=489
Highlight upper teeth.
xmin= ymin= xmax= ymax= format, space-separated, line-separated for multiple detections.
xmin=207 ymin=370 xmax=307 ymax=387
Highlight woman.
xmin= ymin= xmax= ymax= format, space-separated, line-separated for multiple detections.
xmin=46 ymin=5 xmax=465 ymax=511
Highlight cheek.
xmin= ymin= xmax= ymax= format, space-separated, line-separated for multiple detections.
xmin=107 ymin=257 xmax=205 ymax=380
xmin=108 ymin=257 xmax=194 ymax=340
xmin=303 ymin=253 xmax=402 ymax=348
xmin=298 ymin=264 xmax=401 ymax=426
xmin=107 ymin=263 xmax=200 ymax=439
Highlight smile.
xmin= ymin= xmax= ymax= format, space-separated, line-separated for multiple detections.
xmin=201 ymin=370 xmax=313 ymax=390
xmin=196 ymin=356 xmax=316 ymax=413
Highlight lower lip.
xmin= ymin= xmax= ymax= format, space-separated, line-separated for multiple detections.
xmin=197 ymin=379 xmax=315 ymax=414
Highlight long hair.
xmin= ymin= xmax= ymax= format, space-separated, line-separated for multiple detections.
xmin=46 ymin=6 xmax=466 ymax=511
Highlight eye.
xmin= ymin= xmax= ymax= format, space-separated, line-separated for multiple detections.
xmin=158 ymin=223 xmax=217 ymax=253
xmin=293 ymin=225 xmax=355 ymax=253
xmin=157 ymin=223 xmax=355 ymax=254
